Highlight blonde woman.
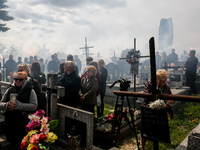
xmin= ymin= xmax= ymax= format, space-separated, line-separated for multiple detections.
xmin=79 ymin=65 xmax=98 ymax=113
xmin=142 ymin=69 xmax=174 ymax=150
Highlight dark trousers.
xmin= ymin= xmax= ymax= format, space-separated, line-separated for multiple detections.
xmin=81 ymin=104 xmax=95 ymax=113
xmin=97 ymin=90 xmax=105 ymax=117
xmin=186 ymin=72 xmax=197 ymax=94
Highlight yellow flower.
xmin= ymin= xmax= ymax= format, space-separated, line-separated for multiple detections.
xmin=27 ymin=143 xmax=36 ymax=150
xmin=28 ymin=130 xmax=38 ymax=137
xmin=46 ymin=132 xmax=58 ymax=143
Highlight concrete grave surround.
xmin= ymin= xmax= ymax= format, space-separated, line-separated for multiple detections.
xmin=55 ymin=103 xmax=94 ymax=150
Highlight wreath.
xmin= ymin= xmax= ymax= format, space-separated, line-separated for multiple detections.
xmin=126 ymin=49 xmax=140 ymax=64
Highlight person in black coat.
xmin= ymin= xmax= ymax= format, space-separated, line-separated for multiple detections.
xmin=0 ymin=71 xmax=37 ymax=146
xmin=184 ymin=50 xmax=199 ymax=95
xmin=30 ymin=61 xmax=46 ymax=85
xmin=4 ymin=54 xmax=17 ymax=81
xmin=47 ymin=54 xmax=59 ymax=73
xmin=18 ymin=63 xmax=42 ymax=110
xmin=58 ymin=61 xmax=81 ymax=108
xmin=98 ymin=59 xmax=108 ymax=117
xmin=167 ymin=48 xmax=178 ymax=66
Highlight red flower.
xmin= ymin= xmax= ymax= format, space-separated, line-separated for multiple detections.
xmin=39 ymin=134 xmax=47 ymax=141
xmin=20 ymin=142 xmax=28 ymax=150
xmin=106 ymin=113 xmax=114 ymax=121
xmin=31 ymin=146 xmax=39 ymax=150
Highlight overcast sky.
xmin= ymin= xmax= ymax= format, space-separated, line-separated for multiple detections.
xmin=1 ymin=0 xmax=200 ymax=63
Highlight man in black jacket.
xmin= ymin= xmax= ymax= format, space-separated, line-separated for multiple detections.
xmin=184 ymin=50 xmax=199 ymax=95
xmin=98 ymin=59 xmax=108 ymax=116
xmin=4 ymin=55 xmax=17 ymax=81
xmin=58 ymin=61 xmax=81 ymax=107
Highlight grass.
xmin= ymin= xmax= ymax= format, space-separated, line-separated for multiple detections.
xmin=94 ymin=95 xmax=200 ymax=149
xmin=117 ymin=100 xmax=200 ymax=150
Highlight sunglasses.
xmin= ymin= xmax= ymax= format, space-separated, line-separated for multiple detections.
xmin=14 ymin=78 xmax=25 ymax=82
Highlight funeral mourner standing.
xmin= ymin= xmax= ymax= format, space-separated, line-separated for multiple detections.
xmin=184 ymin=50 xmax=199 ymax=95
xmin=141 ymin=69 xmax=174 ymax=150
xmin=0 ymin=71 xmax=37 ymax=146
xmin=98 ymin=59 xmax=108 ymax=117
xmin=58 ymin=61 xmax=81 ymax=107
xmin=79 ymin=66 xmax=98 ymax=113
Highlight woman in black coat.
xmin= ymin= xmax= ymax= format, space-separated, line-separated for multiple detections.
xmin=30 ymin=61 xmax=46 ymax=85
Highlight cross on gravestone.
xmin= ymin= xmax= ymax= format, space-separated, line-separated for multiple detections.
xmin=79 ymin=37 xmax=94 ymax=62
xmin=119 ymin=38 xmax=149 ymax=110
xmin=113 ymin=37 xmax=200 ymax=150
xmin=41 ymin=74 xmax=65 ymax=119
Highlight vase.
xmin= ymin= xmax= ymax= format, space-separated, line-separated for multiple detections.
xmin=130 ymin=61 xmax=139 ymax=75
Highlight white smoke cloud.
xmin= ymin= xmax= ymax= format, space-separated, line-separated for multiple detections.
xmin=0 ymin=0 xmax=199 ymax=65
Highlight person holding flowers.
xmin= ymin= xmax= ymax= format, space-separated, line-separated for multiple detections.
xmin=0 ymin=71 xmax=37 ymax=147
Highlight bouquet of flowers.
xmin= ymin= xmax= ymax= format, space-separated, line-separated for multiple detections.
xmin=149 ymin=99 xmax=166 ymax=109
xmin=21 ymin=110 xmax=59 ymax=150
xmin=126 ymin=49 xmax=140 ymax=64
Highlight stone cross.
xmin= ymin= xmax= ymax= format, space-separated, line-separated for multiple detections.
xmin=79 ymin=37 xmax=94 ymax=61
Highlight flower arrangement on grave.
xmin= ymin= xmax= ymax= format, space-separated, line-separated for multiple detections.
xmin=94 ymin=108 xmax=141 ymax=132
xmin=20 ymin=110 xmax=59 ymax=150
xmin=149 ymin=99 xmax=166 ymax=110
xmin=126 ymin=49 xmax=140 ymax=64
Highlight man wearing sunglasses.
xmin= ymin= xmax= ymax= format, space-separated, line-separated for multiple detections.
xmin=0 ymin=71 xmax=37 ymax=147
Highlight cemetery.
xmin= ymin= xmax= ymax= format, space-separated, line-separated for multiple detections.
xmin=0 ymin=38 xmax=199 ymax=150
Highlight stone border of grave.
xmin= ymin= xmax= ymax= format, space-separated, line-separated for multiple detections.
xmin=55 ymin=103 xmax=94 ymax=150
xmin=175 ymin=123 xmax=200 ymax=150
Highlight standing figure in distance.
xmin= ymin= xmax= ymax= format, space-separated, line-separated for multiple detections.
xmin=4 ymin=54 xmax=17 ymax=82
xmin=98 ymin=59 xmax=108 ymax=117
xmin=167 ymin=48 xmax=178 ymax=66
xmin=184 ymin=50 xmax=199 ymax=95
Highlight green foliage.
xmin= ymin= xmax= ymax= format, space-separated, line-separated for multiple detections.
xmin=49 ymin=120 xmax=59 ymax=131
xmin=0 ymin=0 xmax=13 ymax=32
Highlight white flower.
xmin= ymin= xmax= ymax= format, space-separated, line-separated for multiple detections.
xmin=149 ymin=99 xmax=166 ymax=109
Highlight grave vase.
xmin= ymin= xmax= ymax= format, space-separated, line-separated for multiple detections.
xmin=130 ymin=61 xmax=139 ymax=74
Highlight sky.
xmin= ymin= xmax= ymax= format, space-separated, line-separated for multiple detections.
xmin=1 ymin=0 xmax=200 ymax=64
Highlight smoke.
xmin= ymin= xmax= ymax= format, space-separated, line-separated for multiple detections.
xmin=158 ymin=18 xmax=174 ymax=54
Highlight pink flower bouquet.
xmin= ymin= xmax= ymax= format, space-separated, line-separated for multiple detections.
xmin=21 ymin=110 xmax=59 ymax=150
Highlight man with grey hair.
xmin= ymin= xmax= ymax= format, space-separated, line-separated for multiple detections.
xmin=58 ymin=61 xmax=81 ymax=107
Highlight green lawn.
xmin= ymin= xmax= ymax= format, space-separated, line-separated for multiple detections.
xmin=117 ymin=100 xmax=200 ymax=150
xmin=95 ymin=95 xmax=200 ymax=150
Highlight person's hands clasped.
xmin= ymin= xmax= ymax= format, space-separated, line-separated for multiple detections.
xmin=80 ymin=96 xmax=85 ymax=101
xmin=7 ymin=100 xmax=17 ymax=111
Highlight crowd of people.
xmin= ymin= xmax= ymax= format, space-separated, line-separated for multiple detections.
xmin=0 ymin=53 xmax=108 ymax=147
xmin=156 ymin=48 xmax=199 ymax=95
xmin=0 ymin=48 xmax=199 ymax=148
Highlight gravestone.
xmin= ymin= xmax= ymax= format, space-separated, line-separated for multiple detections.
xmin=188 ymin=132 xmax=200 ymax=150
xmin=55 ymin=104 xmax=94 ymax=150
xmin=141 ymin=106 xmax=170 ymax=143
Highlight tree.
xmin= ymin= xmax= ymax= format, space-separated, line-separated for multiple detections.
xmin=0 ymin=0 xmax=13 ymax=32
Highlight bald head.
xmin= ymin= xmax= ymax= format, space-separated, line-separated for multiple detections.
xmin=64 ymin=61 xmax=75 ymax=74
